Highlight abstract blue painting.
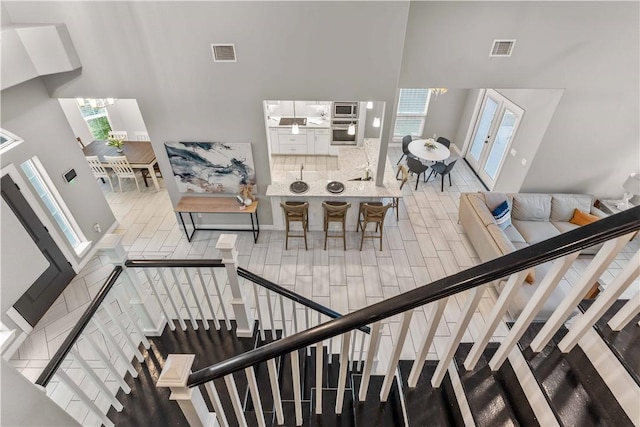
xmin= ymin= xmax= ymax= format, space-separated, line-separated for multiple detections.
xmin=164 ymin=141 xmax=256 ymax=194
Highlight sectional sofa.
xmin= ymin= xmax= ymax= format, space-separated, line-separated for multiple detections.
xmin=459 ymin=192 xmax=607 ymax=319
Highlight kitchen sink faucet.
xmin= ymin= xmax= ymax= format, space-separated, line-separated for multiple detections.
xmin=300 ymin=164 xmax=304 ymax=181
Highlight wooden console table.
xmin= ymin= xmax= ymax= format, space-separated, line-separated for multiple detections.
xmin=175 ymin=196 xmax=259 ymax=243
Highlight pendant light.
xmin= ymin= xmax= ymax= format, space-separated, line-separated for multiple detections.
xmin=291 ymin=101 xmax=300 ymax=134
xmin=366 ymin=101 xmax=373 ymax=109
xmin=347 ymin=122 xmax=356 ymax=135
xmin=372 ymin=101 xmax=381 ymax=128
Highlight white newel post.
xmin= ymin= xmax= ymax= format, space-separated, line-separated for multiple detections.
xmin=97 ymin=233 xmax=165 ymax=336
xmin=157 ymin=354 xmax=216 ymax=427
xmin=216 ymin=234 xmax=254 ymax=338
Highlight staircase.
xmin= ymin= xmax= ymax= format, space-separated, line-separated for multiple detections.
xmin=106 ymin=304 xmax=639 ymax=426
xmin=30 ymin=207 xmax=640 ymax=426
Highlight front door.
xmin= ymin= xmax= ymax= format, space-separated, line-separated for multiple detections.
xmin=1 ymin=174 xmax=76 ymax=327
xmin=465 ymin=89 xmax=524 ymax=189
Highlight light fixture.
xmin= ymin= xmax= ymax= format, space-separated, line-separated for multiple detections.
xmin=430 ymin=88 xmax=448 ymax=98
xmin=291 ymin=101 xmax=300 ymax=134
xmin=78 ymin=98 xmax=118 ymax=109
xmin=347 ymin=122 xmax=356 ymax=135
xmin=366 ymin=101 xmax=373 ymax=109
xmin=373 ymin=116 xmax=381 ymax=128
xmin=618 ymin=173 xmax=640 ymax=209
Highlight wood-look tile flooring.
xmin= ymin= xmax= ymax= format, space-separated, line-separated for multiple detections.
xmin=9 ymin=147 xmax=638 ymax=385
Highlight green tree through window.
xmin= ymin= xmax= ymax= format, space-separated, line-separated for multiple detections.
xmin=79 ymin=104 xmax=112 ymax=140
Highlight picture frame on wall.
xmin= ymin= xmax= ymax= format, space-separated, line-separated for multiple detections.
xmin=164 ymin=141 xmax=256 ymax=194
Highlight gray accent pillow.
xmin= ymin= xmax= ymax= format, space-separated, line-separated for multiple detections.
xmin=550 ymin=194 xmax=594 ymax=221
xmin=512 ymin=194 xmax=552 ymax=221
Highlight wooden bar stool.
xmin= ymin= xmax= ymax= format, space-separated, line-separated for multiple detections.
xmin=322 ymin=201 xmax=351 ymax=250
xmin=357 ymin=202 xmax=392 ymax=251
xmin=392 ymin=165 xmax=409 ymax=221
xmin=281 ymin=201 xmax=309 ymax=250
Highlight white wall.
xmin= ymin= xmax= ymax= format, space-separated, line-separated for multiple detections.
xmin=105 ymin=99 xmax=148 ymax=139
xmin=3 ymin=1 xmax=410 ymax=225
xmin=58 ymin=98 xmax=93 ymax=144
xmin=1 ymin=359 xmax=81 ymax=426
xmin=399 ymin=1 xmax=639 ymax=198
xmin=422 ymin=89 xmax=469 ymax=146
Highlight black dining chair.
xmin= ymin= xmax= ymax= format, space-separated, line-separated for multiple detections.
xmin=436 ymin=136 xmax=451 ymax=149
xmin=396 ymin=135 xmax=414 ymax=165
xmin=429 ymin=159 xmax=458 ymax=192
xmin=407 ymin=157 xmax=429 ymax=190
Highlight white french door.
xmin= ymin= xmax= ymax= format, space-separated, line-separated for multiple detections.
xmin=465 ymin=89 xmax=524 ymax=190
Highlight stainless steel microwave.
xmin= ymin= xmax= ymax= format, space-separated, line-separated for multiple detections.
xmin=333 ymin=102 xmax=358 ymax=118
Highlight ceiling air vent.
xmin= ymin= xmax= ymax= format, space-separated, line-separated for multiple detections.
xmin=490 ymin=40 xmax=515 ymax=57
xmin=211 ymin=44 xmax=237 ymax=62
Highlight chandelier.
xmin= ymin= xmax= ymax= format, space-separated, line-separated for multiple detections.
xmin=430 ymin=88 xmax=448 ymax=97
xmin=76 ymin=98 xmax=117 ymax=109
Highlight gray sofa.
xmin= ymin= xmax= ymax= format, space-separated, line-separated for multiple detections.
xmin=459 ymin=192 xmax=607 ymax=319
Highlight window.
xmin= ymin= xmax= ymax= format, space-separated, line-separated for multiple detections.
xmin=79 ymin=104 xmax=112 ymax=140
xmin=0 ymin=128 xmax=24 ymax=154
xmin=393 ymin=89 xmax=432 ymax=139
xmin=20 ymin=158 xmax=90 ymax=255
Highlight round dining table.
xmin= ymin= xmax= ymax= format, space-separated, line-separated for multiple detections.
xmin=408 ymin=139 xmax=451 ymax=162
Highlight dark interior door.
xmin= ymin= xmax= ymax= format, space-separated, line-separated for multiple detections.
xmin=1 ymin=174 xmax=76 ymax=327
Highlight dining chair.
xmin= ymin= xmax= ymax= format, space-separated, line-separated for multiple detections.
xmin=85 ymin=156 xmax=114 ymax=191
xmin=436 ymin=136 xmax=451 ymax=149
xmin=134 ymin=131 xmax=150 ymax=141
xmin=108 ymin=130 xmax=128 ymax=140
xmin=141 ymin=163 xmax=163 ymax=187
xmin=357 ymin=203 xmax=392 ymax=251
xmin=104 ymin=155 xmax=141 ymax=192
xmin=429 ymin=158 xmax=458 ymax=192
xmin=322 ymin=201 xmax=351 ymax=250
xmin=281 ymin=201 xmax=309 ymax=250
xmin=392 ymin=165 xmax=409 ymax=220
xmin=396 ymin=135 xmax=414 ymax=165
xmin=406 ymin=157 xmax=429 ymax=190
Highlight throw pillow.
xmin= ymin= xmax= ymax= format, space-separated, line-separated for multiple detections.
xmin=492 ymin=200 xmax=512 ymax=231
xmin=525 ymin=268 xmax=535 ymax=284
xmin=569 ymin=209 xmax=600 ymax=226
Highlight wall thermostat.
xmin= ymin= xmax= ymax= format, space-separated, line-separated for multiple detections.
xmin=63 ymin=168 xmax=77 ymax=183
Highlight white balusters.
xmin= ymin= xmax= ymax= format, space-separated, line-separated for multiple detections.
xmin=170 ymin=269 xmax=199 ymax=330
xmin=55 ymin=369 xmax=115 ymax=427
xmin=381 ymin=310 xmax=413 ymax=401
xmin=291 ymin=349 xmax=303 ymax=425
xmin=530 ymin=234 xmax=633 ymax=353
xmin=224 ymin=374 xmax=248 ymax=427
xmin=489 ymin=252 xmax=580 ymax=371
xmin=315 ymin=312 xmax=324 ymax=414
xmin=157 ymin=268 xmax=187 ymax=330
xmin=357 ymin=330 xmax=366 ymax=370
xmin=359 ymin=321 xmax=382 ymax=401
xmin=209 ymin=267 xmax=232 ymax=330
xmin=559 ymin=249 xmax=640 ymax=352
xmin=253 ymin=284 xmax=266 ymax=341
xmin=464 ymin=270 xmax=528 ymax=370
xmin=143 ymin=268 xmax=176 ymax=331
xmin=432 ymin=286 xmax=485 ymax=387
xmin=82 ymin=333 xmax=131 ymax=394
xmin=116 ymin=288 xmax=150 ymax=350
xmin=217 ymin=234 xmax=254 ymax=337
xmin=91 ymin=318 xmax=137 ymax=378
xmin=279 ymin=295 xmax=288 ymax=336
xmin=195 ymin=268 xmax=221 ymax=330
xmin=608 ymin=290 xmax=640 ymax=331
xmin=100 ymin=300 xmax=144 ymax=363
xmin=267 ymin=358 xmax=285 ymax=424
xmin=204 ymin=380 xmax=228 ymax=427
xmin=265 ymin=290 xmax=276 ymax=339
xmin=335 ymin=332 xmax=351 ymax=414
xmin=408 ymin=298 xmax=447 ymax=387
xmin=183 ymin=268 xmax=208 ymax=330
xmin=68 ymin=347 xmax=123 ymax=412
xmin=245 ymin=367 xmax=266 ymax=427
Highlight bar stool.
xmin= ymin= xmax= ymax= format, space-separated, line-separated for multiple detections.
xmin=392 ymin=165 xmax=409 ymax=221
xmin=281 ymin=201 xmax=309 ymax=250
xmin=357 ymin=202 xmax=392 ymax=251
xmin=322 ymin=201 xmax=351 ymax=250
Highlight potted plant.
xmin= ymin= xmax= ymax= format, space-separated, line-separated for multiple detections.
xmin=106 ymin=135 xmax=125 ymax=153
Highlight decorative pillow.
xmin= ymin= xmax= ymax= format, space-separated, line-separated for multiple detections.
xmin=492 ymin=200 xmax=512 ymax=230
xmin=525 ymin=268 xmax=535 ymax=284
xmin=569 ymin=209 xmax=600 ymax=226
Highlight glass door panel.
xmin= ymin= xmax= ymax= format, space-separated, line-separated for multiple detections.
xmin=483 ymin=109 xmax=517 ymax=180
xmin=468 ymin=97 xmax=499 ymax=164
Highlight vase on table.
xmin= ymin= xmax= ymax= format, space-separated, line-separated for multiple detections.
xmin=116 ymin=147 xmax=124 ymax=153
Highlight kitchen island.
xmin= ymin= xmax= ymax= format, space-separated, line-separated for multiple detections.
xmin=266 ymin=139 xmax=402 ymax=231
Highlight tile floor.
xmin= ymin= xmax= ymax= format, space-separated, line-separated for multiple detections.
xmin=9 ymin=147 xmax=638 ymax=383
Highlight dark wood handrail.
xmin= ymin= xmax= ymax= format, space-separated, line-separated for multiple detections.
xmin=125 ymin=259 xmax=225 ymax=268
xmin=187 ymin=207 xmax=640 ymax=387
xmin=238 ymin=267 xmax=370 ymax=334
xmin=36 ymin=266 xmax=123 ymax=387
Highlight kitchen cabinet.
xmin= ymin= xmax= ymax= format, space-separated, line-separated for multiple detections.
xmin=270 ymin=125 xmax=330 ymax=155
xmin=313 ymin=129 xmax=330 ymax=155
xmin=269 ymin=128 xmax=279 ymax=154
xmin=276 ymin=128 xmax=307 ymax=154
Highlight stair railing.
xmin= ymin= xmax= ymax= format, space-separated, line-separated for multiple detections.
xmin=179 ymin=207 xmax=640 ymax=426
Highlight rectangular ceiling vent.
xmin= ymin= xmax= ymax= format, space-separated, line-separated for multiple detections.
xmin=490 ymin=40 xmax=516 ymax=57
xmin=211 ymin=44 xmax=237 ymax=62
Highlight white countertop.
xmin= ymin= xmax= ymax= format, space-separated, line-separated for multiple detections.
xmin=267 ymin=116 xmax=331 ymax=129
xmin=266 ymin=139 xmax=402 ymax=198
